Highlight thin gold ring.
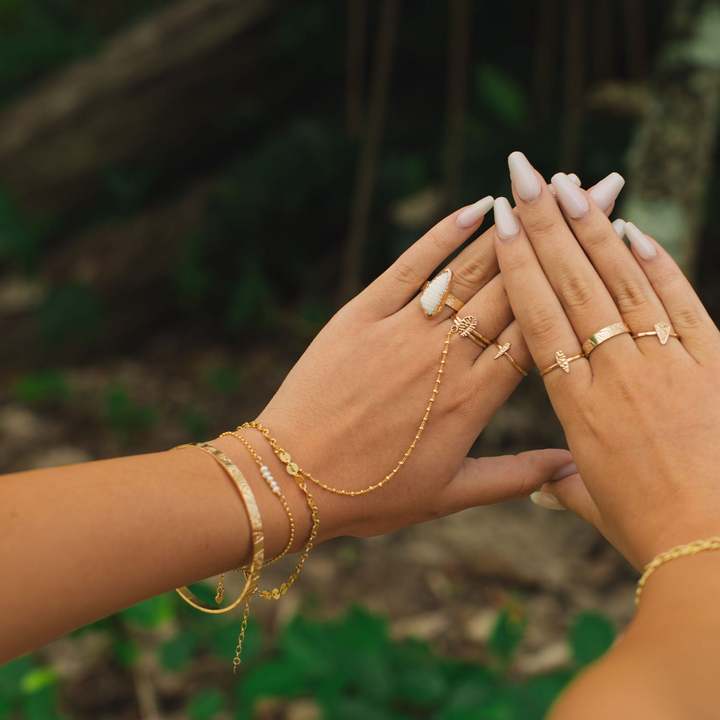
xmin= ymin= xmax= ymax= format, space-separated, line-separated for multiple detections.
xmin=632 ymin=322 xmax=679 ymax=346
xmin=540 ymin=350 xmax=586 ymax=377
xmin=419 ymin=268 xmax=465 ymax=318
xmin=493 ymin=342 xmax=528 ymax=376
xmin=450 ymin=314 xmax=492 ymax=348
xmin=582 ymin=322 xmax=631 ymax=356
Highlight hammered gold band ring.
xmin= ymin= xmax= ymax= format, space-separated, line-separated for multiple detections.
xmin=631 ymin=322 xmax=679 ymax=345
xmin=450 ymin=314 xmax=493 ymax=348
xmin=581 ymin=322 xmax=631 ymax=356
xmin=493 ymin=342 xmax=528 ymax=377
xmin=540 ymin=350 xmax=586 ymax=377
xmin=419 ymin=268 xmax=465 ymax=318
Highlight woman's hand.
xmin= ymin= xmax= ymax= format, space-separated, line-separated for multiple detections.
xmin=496 ymin=152 xmax=720 ymax=570
xmin=229 ymin=196 xmax=574 ymax=544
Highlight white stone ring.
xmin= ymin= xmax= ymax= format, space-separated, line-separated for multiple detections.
xmin=419 ymin=268 xmax=465 ymax=319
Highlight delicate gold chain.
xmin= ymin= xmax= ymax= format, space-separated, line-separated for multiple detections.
xmin=232 ymin=597 xmax=252 ymax=674
xmin=213 ymin=433 xmax=296 ymax=604
xmin=241 ymin=326 xmax=453 ymax=496
xmin=636 ymin=536 xmax=720 ymax=605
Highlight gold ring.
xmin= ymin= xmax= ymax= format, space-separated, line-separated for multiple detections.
xmin=450 ymin=314 xmax=492 ymax=348
xmin=419 ymin=268 xmax=465 ymax=318
xmin=631 ymin=322 xmax=679 ymax=346
xmin=582 ymin=322 xmax=631 ymax=355
xmin=493 ymin=342 xmax=528 ymax=376
xmin=540 ymin=350 xmax=586 ymax=376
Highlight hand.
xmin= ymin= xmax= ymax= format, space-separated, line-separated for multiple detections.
xmin=234 ymin=196 xmax=572 ymax=543
xmin=497 ymin=152 xmax=720 ymax=570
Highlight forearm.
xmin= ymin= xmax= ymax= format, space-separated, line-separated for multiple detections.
xmin=551 ymin=552 xmax=720 ymax=719
xmin=0 ymin=432 xmax=315 ymax=663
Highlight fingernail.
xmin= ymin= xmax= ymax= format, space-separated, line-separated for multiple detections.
xmin=625 ymin=222 xmax=657 ymax=260
xmin=493 ymin=197 xmax=520 ymax=241
xmin=612 ymin=218 xmax=626 ymax=238
xmin=551 ymin=461 xmax=578 ymax=481
xmin=588 ymin=172 xmax=625 ymax=212
xmin=508 ymin=151 xmax=542 ymax=203
xmin=568 ymin=173 xmax=581 ymax=187
xmin=531 ymin=491 xmax=567 ymax=511
xmin=456 ymin=195 xmax=495 ymax=228
xmin=551 ymin=173 xmax=590 ymax=219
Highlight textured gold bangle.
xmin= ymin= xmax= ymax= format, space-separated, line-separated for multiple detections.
xmin=171 ymin=442 xmax=264 ymax=614
xmin=636 ymin=536 xmax=720 ymax=606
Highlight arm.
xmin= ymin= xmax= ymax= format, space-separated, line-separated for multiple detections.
xmin=1 ymin=200 xmax=573 ymax=664
xmin=499 ymin=152 xmax=720 ymax=717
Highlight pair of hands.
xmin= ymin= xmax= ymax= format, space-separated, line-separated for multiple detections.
xmin=248 ymin=151 xmax=720 ymax=572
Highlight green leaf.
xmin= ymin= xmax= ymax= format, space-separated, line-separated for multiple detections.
xmin=19 ymin=667 xmax=59 ymax=694
xmin=475 ymin=64 xmax=528 ymax=129
xmin=241 ymin=659 xmax=307 ymax=700
xmin=487 ymin=601 xmax=527 ymax=665
xmin=159 ymin=629 xmax=200 ymax=672
xmin=569 ymin=612 xmax=616 ymax=667
xmin=120 ymin=594 xmax=175 ymax=628
xmin=13 ymin=371 xmax=71 ymax=403
xmin=21 ymin=686 xmax=65 ymax=720
xmin=112 ymin=637 xmax=140 ymax=668
xmin=0 ymin=655 xmax=34 ymax=699
xmin=186 ymin=688 xmax=226 ymax=720
xmin=0 ymin=694 xmax=12 ymax=720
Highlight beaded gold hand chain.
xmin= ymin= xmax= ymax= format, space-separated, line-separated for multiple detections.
xmin=241 ymin=326 xmax=453 ymax=496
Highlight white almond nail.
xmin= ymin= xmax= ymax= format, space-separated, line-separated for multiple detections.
xmin=530 ymin=491 xmax=567 ymax=511
xmin=625 ymin=222 xmax=657 ymax=260
xmin=508 ymin=151 xmax=542 ymax=202
xmin=493 ymin=197 xmax=520 ymax=241
xmin=551 ymin=173 xmax=589 ymax=219
xmin=588 ymin=172 xmax=625 ymax=212
xmin=456 ymin=196 xmax=495 ymax=228
xmin=612 ymin=218 xmax=626 ymax=238
xmin=568 ymin=173 xmax=581 ymax=187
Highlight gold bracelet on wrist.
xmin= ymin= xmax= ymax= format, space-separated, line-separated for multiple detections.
xmin=636 ymin=536 xmax=720 ymax=605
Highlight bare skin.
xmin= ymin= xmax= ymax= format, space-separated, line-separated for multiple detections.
xmin=0 ymin=199 xmax=576 ymax=665
xmin=496 ymin=154 xmax=720 ymax=719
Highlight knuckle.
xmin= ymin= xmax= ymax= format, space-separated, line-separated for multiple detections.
xmin=524 ymin=303 xmax=563 ymax=340
xmin=426 ymin=226 xmax=456 ymax=255
xmin=452 ymin=249 xmax=495 ymax=293
xmin=391 ymin=258 xmax=424 ymax=288
xmin=557 ymin=273 xmax=596 ymax=312
xmin=612 ymin=277 xmax=649 ymax=315
xmin=522 ymin=211 xmax=558 ymax=241
xmin=672 ymin=303 xmax=705 ymax=331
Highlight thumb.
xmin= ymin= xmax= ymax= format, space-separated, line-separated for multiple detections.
xmin=449 ymin=448 xmax=574 ymax=508
xmin=531 ymin=471 xmax=602 ymax=529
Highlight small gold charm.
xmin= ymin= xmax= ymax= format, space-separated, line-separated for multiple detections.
xmin=494 ymin=342 xmax=511 ymax=359
xmin=556 ymin=350 xmax=570 ymax=373
xmin=655 ymin=322 xmax=671 ymax=345
xmin=451 ymin=315 xmax=478 ymax=337
xmin=215 ymin=589 xmax=224 ymax=604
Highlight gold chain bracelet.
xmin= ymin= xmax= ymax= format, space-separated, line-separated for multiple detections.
xmin=240 ymin=326 xmax=454 ymax=497
xmin=636 ymin=536 xmax=720 ymax=605
xmin=219 ymin=432 xmax=319 ymax=601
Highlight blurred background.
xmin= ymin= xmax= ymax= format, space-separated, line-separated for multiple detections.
xmin=1 ymin=0 xmax=719 ymax=718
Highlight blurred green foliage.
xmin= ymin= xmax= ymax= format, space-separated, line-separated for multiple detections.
xmin=103 ymin=383 xmax=157 ymax=441
xmin=13 ymin=370 xmax=70 ymax=404
xmin=0 ymin=600 xmax=615 ymax=720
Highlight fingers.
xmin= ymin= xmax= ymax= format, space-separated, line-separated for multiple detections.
xmin=508 ymin=155 xmax=632 ymax=360
xmin=532 ymin=471 xmax=602 ymax=528
xmin=364 ymin=197 xmax=494 ymax=317
xmin=446 ymin=448 xmax=574 ymax=509
xmin=470 ymin=319 xmax=531 ymax=396
xmin=624 ymin=222 xmax=720 ymax=362
xmin=545 ymin=179 xmax=684 ymax=362
xmin=494 ymin=197 xmax=592 ymax=391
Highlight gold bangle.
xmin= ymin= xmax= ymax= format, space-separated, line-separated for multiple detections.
xmin=171 ymin=442 xmax=264 ymax=614
xmin=635 ymin=536 xmax=720 ymax=605
xmin=582 ymin=322 xmax=631 ymax=355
